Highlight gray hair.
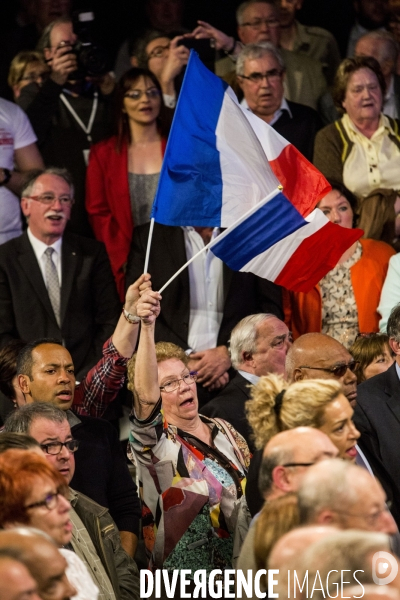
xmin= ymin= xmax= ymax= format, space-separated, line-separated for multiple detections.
xmin=236 ymin=0 xmax=278 ymax=26
xmin=387 ymin=303 xmax=400 ymax=341
xmin=236 ymin=42 xmax=285 ymax=76
xmin=4 ymin=403 xmax=68 ymax=435
xmin=357 ymin=30 xmax=399 ymax=65
xmin=21 ymin=167 xmax=74 ymax=199
xmin=258 ymin=445 xmax=293 ymax=497
xmin=299 ymin=530 xmax=391 ymax=600
xmin=37 ymin=17 xmax=72 ymax=53
xmin=297 ymin=460 xmax=362 ymax=524
xmin=229 ymin=313 xmax=276 ymax=369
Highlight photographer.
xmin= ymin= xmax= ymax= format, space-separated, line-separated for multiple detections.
xmin=17 ymin=16 xmax=115 ymax=238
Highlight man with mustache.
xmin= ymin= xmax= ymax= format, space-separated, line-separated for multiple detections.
xmin=0 ymin=167 xmax=120 ymax=380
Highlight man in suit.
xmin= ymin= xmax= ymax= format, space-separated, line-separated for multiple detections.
xmin=287 ymin=331 xmax=400 ymax=526
xmin=355 ymin=30 xmax=400 ymax=119
xmin=126 ymin=223 xmax=283 ymax=399
xmin=0 ymin=167 xmax=120 ymax=380
xmin=355 ymin=303 xmax=400 ymax=528
xmin=201 ymin=312 xmax=292 ymax=450
xmin=236 ymin=42 xmax=323 ymax=161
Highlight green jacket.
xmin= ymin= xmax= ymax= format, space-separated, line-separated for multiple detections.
xmin=70 ymin=488 xmax=140 ymax=600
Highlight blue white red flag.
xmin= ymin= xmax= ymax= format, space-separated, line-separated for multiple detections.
xmin=151 ymin=51 xmax=362 ymax=292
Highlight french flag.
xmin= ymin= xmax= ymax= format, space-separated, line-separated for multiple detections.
xmin=151 ymin=51 xmax=361 ymax=292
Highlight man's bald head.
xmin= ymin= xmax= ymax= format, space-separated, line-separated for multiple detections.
xmin=346 ymin=586 xmax=399 ymax=599
xmin=259 ymin=427 xmax=338 ymax=500
xmin=285 ymin=333 xmax=358 ymax=405
xmin=268 ymin=525 xmax=338 ymax=569
xmin=0 ymin=554 xmax=40 ymax=600
xmin=0 ymin=528 xmax=75 ymax=600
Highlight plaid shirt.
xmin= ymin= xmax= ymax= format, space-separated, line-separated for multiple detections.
xmin=72 ymin=338 xmax=128 ymax=418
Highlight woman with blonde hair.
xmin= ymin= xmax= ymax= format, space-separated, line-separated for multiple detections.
xmin=244 ymin=374 xmax=360 ymax=517
xmin=246 ymin=373 xmax=360 ymax=458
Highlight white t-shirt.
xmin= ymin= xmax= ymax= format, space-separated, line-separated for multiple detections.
xmin=0 ymin=98 xmax=37 ymax=244
xmin=59 ymin=548 xmax=99 ymax=600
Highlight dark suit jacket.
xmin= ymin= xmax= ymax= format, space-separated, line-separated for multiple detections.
xmin=0 ymin=231 xmax=120 ymax=379
xmin=70 ymin=414 xmax=140 ymax=536
xmin=272 ymin=100 xmax=323 ymax=162
xmin=126 ymin=223 xmax=283 ymax=349
xmin=354 ymin=362 xmax=400 ymax=526
xmin=201 ymin=372 xmax=255 ymax=451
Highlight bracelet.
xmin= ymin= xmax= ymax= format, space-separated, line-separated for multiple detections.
xmin=224 ymin=37 xmax=236 ymax=55
xmin=122 ymin=306 xmax=141 ymax=324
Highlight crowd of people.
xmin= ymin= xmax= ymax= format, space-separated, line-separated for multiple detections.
xmin=2 ymin=0 xmax=400 ymax=598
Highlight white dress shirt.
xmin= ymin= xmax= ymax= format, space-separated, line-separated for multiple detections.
xmin=183 ymin=227 xmax=224 ymax=351
xmin=27 ymin=228 xmax=62 ymax=285
xmin=241 ymin=96 xmax=293 ymax=126
xmin=238 ymin=370 xmax=260 ymax=386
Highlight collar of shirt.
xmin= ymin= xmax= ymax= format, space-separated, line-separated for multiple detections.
xmin=386 ymin=74 xmax=395 ymax=102
xmin=342 ymin=111 xmax=391 ymax=142
xmin=237 ymin=370 xmax=260 ymax=386
xmin=396 ymin=361 xmax=400 ymax=381
xmin=383 ymin=75 xmax=398 ymax=119
xmin=27 ymin=227 xmax=62 ymax=257
xmin=27 ymin=227 xmax=63 ymax=284
xmin=241 ymin=96 xmax=292 ymax=126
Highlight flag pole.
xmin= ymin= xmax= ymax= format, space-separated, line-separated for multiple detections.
xmin=158 ymin=190 xmax=278 ymax=293
xmin=158 ymin=239 xmax=212 ymax=293
xmin=143 ymin=218 xmax=155 ymax=274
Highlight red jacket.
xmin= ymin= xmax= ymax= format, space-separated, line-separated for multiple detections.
xmin=283 ymin=238 xmax=396 ymax=339
xmin=85 ymin=136 xmax=167 ymax=300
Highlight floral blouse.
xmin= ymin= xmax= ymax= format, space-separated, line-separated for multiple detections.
xmin=320 ymin=241 xmax=362 ymax=347
xmin=128 ymin=402 xmax=250 ymax=576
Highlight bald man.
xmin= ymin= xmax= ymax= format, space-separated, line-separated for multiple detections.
xmin=298 ymin=459 xmax=397 ymax=534
xmin=0 ymin=528 xmax=76 ymax=600
xmin=346 ymin=586 xmax=400 ymax=599
xmin=268 ymin=525 xmax=338 ymax=570
xmin=237 ymin=428 xmax=338 ymax=573
xmin=0 ymin=554 xmax=41 ymax=600
xmin=246 ymin=424 xmax=338 ymax=517
xmin=287 ymin=332 xmax=400 ymax=527
xmin=285 ymin=332 xmax=358 ymax=405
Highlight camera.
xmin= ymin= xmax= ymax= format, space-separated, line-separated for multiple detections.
xmin=71 ymin=10 xmax=111 ymax=78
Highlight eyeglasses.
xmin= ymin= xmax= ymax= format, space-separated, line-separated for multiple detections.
xmin=25 ymin=489 xmax=63 ymax=511
xmin=26 ymin=193 xmax=75 ymax=206
xmin=147 ymin=44 xmax=171 ymax=59
xmin=334 ymin=501 xmax=392 ymax=527
xmin=159 ymin=372 xmax=198 ymax=393
xmin=299 ymin=360 xmax=359 ymax=378
xmin=124 ymin=88 xmax=161 ymax=101
xmin=282 ymin=462 xmax=315 ymax=468
xmin=240 ymin=18 xmax=280 ymax=29
xmin=40 ymin=439 xmax=80 ymax=455
xmin=20 ymin=71 xmax=49 ymax=83
xmin=240 ymin=68 xmax=283 ymax=84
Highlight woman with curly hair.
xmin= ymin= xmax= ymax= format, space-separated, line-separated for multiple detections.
xmin=246 ymin=374 xmax=360 ymax=458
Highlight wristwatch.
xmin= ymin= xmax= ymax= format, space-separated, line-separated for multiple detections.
xmin=0 ymin=168 xmax=11 ymax=187
xmin=122 ymin=306 xmax=141 ymax=324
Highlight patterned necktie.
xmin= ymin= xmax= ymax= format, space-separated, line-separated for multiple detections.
xmin=44 ymin=247 xmax=61 ymax=326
